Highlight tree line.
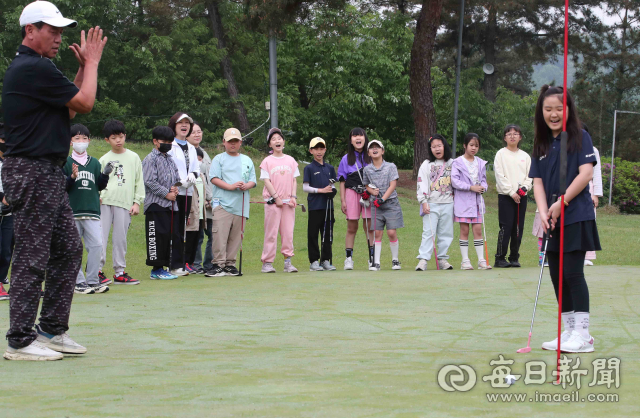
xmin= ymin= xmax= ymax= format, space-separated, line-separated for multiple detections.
xmin=0 ymin=0 xmax=638 ymax=169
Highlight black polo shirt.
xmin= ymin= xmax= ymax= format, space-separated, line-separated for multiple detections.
xmin=2 ymin=45 xmax=80 ymax=160
xmin=529 ymin=129 xmax=597 ymax=225
xmin=303 ymin=159 xmax=336 ymax=211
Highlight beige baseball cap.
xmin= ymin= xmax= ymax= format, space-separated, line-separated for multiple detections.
xmin=309 ymin=137 xmax=326 ymax=149
xmin=223 ymin=128 xmax=242 ymax=142
xmin=20 ymin=1 xmax=77 ymax=28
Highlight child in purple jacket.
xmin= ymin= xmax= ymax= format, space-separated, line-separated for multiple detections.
xmin=451 ymin=133 xmax=491 ymax=270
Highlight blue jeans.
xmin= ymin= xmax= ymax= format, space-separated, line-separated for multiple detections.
xmin=193 ymin=219 xmax=213 ymax=270
xmin=0 ymin=215 xmax=14 ymax=282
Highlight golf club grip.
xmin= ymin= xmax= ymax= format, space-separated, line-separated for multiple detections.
xmin=559 ymin=132 xmax=568 ymax=195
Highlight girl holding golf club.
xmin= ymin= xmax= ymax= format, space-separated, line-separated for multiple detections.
xmin=529 ymin=85 xmax=600 ymax=353
xmin=415 ymin=135 xmax=455 ymax=271
xmin=337 ymin=127 xmax=373 ymax=270
xmin=451 ymin=133 xmax=491 ymax=270
xmin=260 ymin=128 xmax=300 ymax=273
xmin=493 ymin=124 xmax=532 ymax=268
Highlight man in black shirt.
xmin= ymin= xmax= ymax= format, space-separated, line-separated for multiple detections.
xmin=1 ymin=1 xmax=107 ymax=361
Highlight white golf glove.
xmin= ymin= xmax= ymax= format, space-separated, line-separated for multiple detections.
xmin=187 ymin=172 xmax=197 ymax=185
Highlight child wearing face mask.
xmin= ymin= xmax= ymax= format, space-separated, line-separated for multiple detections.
xmin=63 ymin=124 xmax=112 ymax=295
xmin=142 ymin=126 xmax=182 ymax=280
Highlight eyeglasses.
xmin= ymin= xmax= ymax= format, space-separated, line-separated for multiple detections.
xmin=505 ymin=133 xmax=521 ymax=138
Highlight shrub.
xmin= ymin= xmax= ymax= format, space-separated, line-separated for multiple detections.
xmin=603 ymin=158 xmax=640 ymax=214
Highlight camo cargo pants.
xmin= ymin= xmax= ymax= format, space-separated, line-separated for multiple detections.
xmin=2 ymin=157 xmax=82 ymax=349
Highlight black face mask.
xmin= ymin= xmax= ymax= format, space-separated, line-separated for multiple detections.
xmin=158 ymin=143 xmax=172 ymax=154
xmin=0 ymin=143 xmax=6 ymax=153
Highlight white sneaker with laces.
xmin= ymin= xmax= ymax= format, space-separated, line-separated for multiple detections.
xmin=321 ymin=260 xmax=336 ymax=271
xmin=478 ymin=260 xmax=492 ymax=270
xmin=415 ymin=259 xmax=428 ymax=271
xmin=461 ymin=259 xmax=474 ymax=270
xmin=284 ymin=260 xmax=298 ymax=273
xmin=584 ymin=260 xmax=594 ymax=266
xmin=36 ymin=325 xmax=87 ymax=354
xmin=170 ymin=268 xmax=189 ymax=276
xmin=439 ymin=259 xmax=453 ymax=270
xmin=561 ymin=330 xmax=595 ymax=353
xmin=3 ymin=340 xmax=64 ymax=361
xmin=344 ymin=257 xmax=354 ymax=270
xmin=261 ymin=262 xmax=276 ymax=273
xmin=392 ymin=259 xmax=401 ymax=270
xmin=541 ymin=330 xmax=572 ymax=351
xmin=309 ymin=261 xmax=323 ymax=271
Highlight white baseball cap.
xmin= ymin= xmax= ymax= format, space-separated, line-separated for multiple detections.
xmin=175 ymin=113 xmax=193 ymax=124
xmin=20 ymin=1 xmax=77 ymax=28
xmin=367 ymin=139 xmax=384 ymax=150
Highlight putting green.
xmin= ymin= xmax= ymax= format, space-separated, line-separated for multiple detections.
xmin=1 ymin=265 xmax=638 ymax=417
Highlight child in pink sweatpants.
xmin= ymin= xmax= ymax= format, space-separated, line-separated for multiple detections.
xmin=260 ymin=128 xmax=300 ymax=273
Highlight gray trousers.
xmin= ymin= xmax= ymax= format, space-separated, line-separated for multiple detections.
xmin=100 ymin=205 xmax=131 ymax=276
xmin=75 ymin=219 xmax=102 ymax=285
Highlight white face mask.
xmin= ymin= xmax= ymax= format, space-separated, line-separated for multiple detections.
xmin=72 ymin=142 xmax=89 ymax=153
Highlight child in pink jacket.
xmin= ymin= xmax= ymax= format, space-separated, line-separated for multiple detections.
xmin=260 ymin=128 xmax=300 ymax=273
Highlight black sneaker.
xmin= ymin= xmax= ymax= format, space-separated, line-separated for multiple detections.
xmin=494 ymin=259 xmax=511 ymax=268
xmin=205 ymin=265 xmax=226 ymax=277
xmin=0 ymin=276 xmax=8 ymax=285
xmin=89 ymin=283 xmax=110 ymax=294
xmin=74 ymin=283 xmax=95 ymax=294
xmin=509 ymin=260 xmax=521 ymax=268
xmin=194 ymin=267 xmax=206 ymax=274
xmin=223 ymin=266 xmax=240 ymax=276
xmin=98 ymin=271 xmax=112 ymax=285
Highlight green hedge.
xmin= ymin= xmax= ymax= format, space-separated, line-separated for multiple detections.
xmin=603 ymin=158 xmax=640 ymax=214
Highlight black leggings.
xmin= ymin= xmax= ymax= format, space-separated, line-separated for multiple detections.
xmin=546 ymin=250 xmax=589 ymax=313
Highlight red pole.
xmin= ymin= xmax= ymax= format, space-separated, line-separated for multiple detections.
xmin=557 ymin=0 xmax=570 ymax=385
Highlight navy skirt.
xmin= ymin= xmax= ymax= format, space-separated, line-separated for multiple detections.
xmin=546 ymin=220 xmax=601 ymax=253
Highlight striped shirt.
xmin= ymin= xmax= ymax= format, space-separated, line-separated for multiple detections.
xmin=142 ymin=148 xmax=181 ymax=213
xmin=362 ymin=160 xmax=399 ymax=200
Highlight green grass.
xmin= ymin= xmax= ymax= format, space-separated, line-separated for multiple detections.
xmin=1 ymin=140 xmax=639 ymax=417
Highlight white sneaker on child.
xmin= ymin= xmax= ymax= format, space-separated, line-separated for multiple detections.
xmin=321 ymin=260 xmax=336 ymax=271
xmin=391 ymin=260 xmax=401 ymax=270
xmin=477 ymin=260 xmax=492 ymax=270
xmin=415 ymin=259 xmax=428 ymax=271
xmin=541 ymin=330 xmax=572 ymax=351
xmin=261 ymin=262 xmax=276 ymax=273
xmin=309 ymin=261 xmax=323 ymax=271
xmin=283 ymin=260 xmax=298 ymax=273
xmin=344 ymin=257 xmax=354 ymax=270
xmin=460 ymin=260 xmax=473 ymax=270
xmin=561 ymin=330 xmax=595 ymax=353
xmin=439 ymin=260 xmax=453 ymax=270
xmin=584 ymin=260 xmax=594 ymax=266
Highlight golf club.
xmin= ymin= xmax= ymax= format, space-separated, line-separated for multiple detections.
xmin=480 ymin=194 xmax=491 ymax=268
xmin=517 ymin=231 xmax=550 ymax=353
xmin=355 ymin=161 xmax=374 ymax=267
xmin=427 ymin=212 xmax=439 ymax=271
xmin=249 ymin=201 xmax=307 ymax=212
xmin=183 ymin=185 xmax=190 ymax=270
xmin=168 ymin=181 xmax=181 ymax=271
xmin=238 ymin=195 xmax=245 ymax=276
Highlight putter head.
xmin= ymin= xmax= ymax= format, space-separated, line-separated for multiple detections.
xmin=516 ymin=347 xmax=531 ymax=354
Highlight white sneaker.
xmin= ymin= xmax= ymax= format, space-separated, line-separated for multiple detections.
xmin=309 ymin=261 xmax=323 ymax=271
xmin=391 ymin=259 xmax=401 ymax=270
xmin=415 ymin=259 xmax=428 ymax=271
xmin=283 ymin=260 xmax=298 ymax=273
xmin=3 ymin=340 xmax=64 ymax=361
xmin=461 ymin=259 xmax=474 ymax=270
xmin=584 ymin=260 xmax=594 ymax=266
xmin=261 ymin=262 xmax=276 ymax=273
xmin=36 ymin=325 xmax=87 ymax=354
xmin=369 ymin=263 xmax=380 ymax=271
xmin=541 ymin=330 xmax=572 ymax=351
xmin=170 ymin=268 xmax=189 ymax=276
xmin=321 ymin=260 xmax=336 ymax=271
xmin=561 ymin=330 xmax=595 ymax=353
xmin=478 ymin=260 xmax=492 ymax=270
xmin=344 ymin=257 xmax=354 ymax=270
xmin=439 ymin=259 xmax=453 ymax=270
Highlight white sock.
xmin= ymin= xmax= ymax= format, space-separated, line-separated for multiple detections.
xmin=574 ymin=312 xmax=590 ymax=339
xmin=389 ymin=240 xmax=399 ymax=260
xmin=562 ymin=310 xmax=575 ymax=334
xmin=374 ymin=241 xmax=382 ymax=265
xmin=459 ymin=239 xmax=469 ymax=262
xmin=473 ymin=239 xmax=484 ymax=261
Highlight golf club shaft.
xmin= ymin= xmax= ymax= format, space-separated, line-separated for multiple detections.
xmin=528 ymin=234 xmax=549 ymax=334
xmin=239 ymin=195 xmax=245 ymax=275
